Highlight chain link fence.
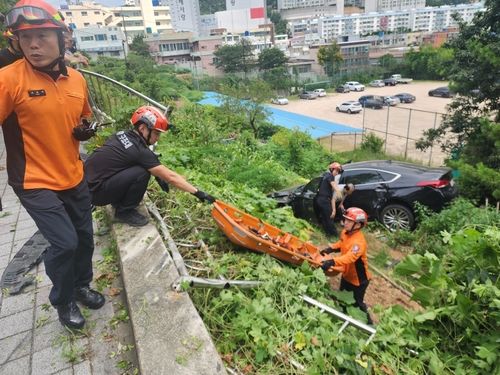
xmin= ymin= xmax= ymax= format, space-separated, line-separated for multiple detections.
xmin=318 ymin=106 xmax=448 ymax=166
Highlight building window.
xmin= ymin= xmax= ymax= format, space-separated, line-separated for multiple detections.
xmin=81 ymin=36 xmax=94 ymax=41
xmin=81 ymin=11 xmax=88 ymax=16
xmin=97 ymin=22 xmax=102 ymax=26
xmin=111 ymin=51 xmax=120 ymax=56
xmin=215 ymin=44 xmax=220 ymax=48
xmin=156 ymin=21 xmax=160 ymax=25
xmin=94 ymin=11 xmax=100 ymax=15
xmin=65 ymin=12 xmax=72 ymax=16
xmin=111 ymin=35 xmax=117 ymax=40
xmin=212 ymin=57 xmax=219 ymax=63
xmin=95 ymin=34 xmax=107 ymax=41
xmin=154 ymin=12 xmax=159 ymax=16
xmin=201 ymin=45 xmax=206 ymax=49
xmin=84 ymin=23 xmax=90 ymax=26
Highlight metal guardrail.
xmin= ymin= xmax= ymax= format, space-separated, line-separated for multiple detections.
xmin=78 ymin=69 xmax=167 ymax=123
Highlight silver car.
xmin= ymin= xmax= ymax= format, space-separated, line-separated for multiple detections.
xmin=383 ymin=95 xmax=401 ymax=106
xmin=370 ymin=80 xmax=385 ymax=87
xmin=298 ymin=91 xmax=318 ymax=100
xmin=336 ymin=101 xmax=362 ymax=114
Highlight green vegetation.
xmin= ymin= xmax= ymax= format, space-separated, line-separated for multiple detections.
xmin=317 ymin=42 xmax=344 ymax=78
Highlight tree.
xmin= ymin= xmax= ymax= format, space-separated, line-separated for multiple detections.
xmin=269 ymin=10 xmax=288 ymax=35
xmin=129 ymin=35 xmax=150 ymax=58
xmin=317 ymin=42 xmax=343 ymax=78
xmin=258 ymin=47 xmax=288 ymax=70
xmin=217 ymin=79 xmax=273 ymax=139
xmin=416 ymin=0 xmax=500 ymax=202
xmin=213 ymin=39 xmax=256 ymax=75
xmin=378 ymin=53 xmax=398 ymax=71
xmin=0 ymin=0 xmax=18 ymax=49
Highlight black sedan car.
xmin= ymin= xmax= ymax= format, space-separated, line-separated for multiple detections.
xmin=394 ymin=93 xmax=416 ymax=103
xmin=428 ymin=87 xmax=456 ymax=98
xmin=268 ymin=160 xmax=459 ymax=231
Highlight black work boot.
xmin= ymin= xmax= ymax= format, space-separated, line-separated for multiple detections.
xmin=75 ymin=285 xmax=105 ymax=309
xmin=55 ymin=301 xmax=85 ymax=330
xmin=114 ymin=209 xmax=149 ymax=227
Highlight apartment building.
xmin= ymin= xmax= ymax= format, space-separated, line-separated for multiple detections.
xmin=58 ymin=1 xmax=172 ymax=44
xmin=73 ymin=25 xmax=128 ymax=60
xmin=420 ymin=27 xmax=459 ymax=47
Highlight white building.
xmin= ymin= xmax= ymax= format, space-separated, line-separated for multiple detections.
xmin=291 ymin=3 xmax=483 ymax=42
xmin=364 ymin=0 xmax=426 ymax=13
xmin=58 ymin=1 xmax=172 ymax=44
xmin=164 ymin=0 xmax=202 ymax=36
xmin=73 ymin=25 xmax=128 ymax=60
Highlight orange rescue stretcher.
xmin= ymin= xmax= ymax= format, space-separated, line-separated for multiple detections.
xmin=212 ymin=200 xmax=343 ymax=276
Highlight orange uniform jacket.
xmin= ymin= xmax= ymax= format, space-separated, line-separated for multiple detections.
xmin=0 ymin=59 xmax=91 ymax=190
xmin=330 ymin=229 xmax=371 ymax=286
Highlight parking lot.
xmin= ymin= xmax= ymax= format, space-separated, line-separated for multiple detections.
xmin=271 ymin=81 xmax=454 ymax=165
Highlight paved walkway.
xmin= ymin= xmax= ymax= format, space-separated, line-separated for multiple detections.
xmin=0 ymin=131 xmax=139 ymax=375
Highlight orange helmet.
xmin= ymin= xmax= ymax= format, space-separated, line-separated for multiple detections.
xmin=343 ymin=207 xmax=368 ymax=227
xmin=329 ymin=162 xmax=342 ymax=172
xmin=130 ymin=106 xmax=169 ymax=132
xmin=3 ymin=29 xmax=17 ymax=40
xmin=4 ymin=0 xmax=67 ymax=32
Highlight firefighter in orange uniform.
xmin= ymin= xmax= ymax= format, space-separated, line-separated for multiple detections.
xmin=320 ymin=207 xmax=373 ymax=325
xmin=0 ymin=0 xmax=104 ymax=330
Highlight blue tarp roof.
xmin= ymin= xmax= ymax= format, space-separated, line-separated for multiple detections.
xmin=198 ymin=92 xmax=362 ymax=139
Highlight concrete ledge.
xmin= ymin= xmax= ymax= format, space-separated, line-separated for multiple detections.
xmin=107 ymin=204 xmax=227 ymax=375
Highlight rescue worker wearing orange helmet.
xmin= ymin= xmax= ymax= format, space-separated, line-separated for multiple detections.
xmin=0 ymin=0 xmax=104 ymax=330
xmin=84 ymin=106 xmax=216 ymax=227
xmin=0 ymin=28 xmax=23 ymax=68
xmin=315 ymin=162 xmax=343 ymax=239
xmin=320 ymin=207 xmax=373 ymax=325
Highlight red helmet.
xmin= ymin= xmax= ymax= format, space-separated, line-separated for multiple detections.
xmin=343 ymin=207 xmax=368 ymax=227
xmin=130 ymin=106 xmax=169 ymax=132
xmin=329 ymin=162 xmax=342 ymax=172
xmin=4 ymin=0 xmax=67 ymax=32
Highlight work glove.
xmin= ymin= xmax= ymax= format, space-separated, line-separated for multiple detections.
xmin=320 ymin=247 xmax=334 ymax=256
xmin=321 ymin=259 xmax=335 ymax=271
xmin=193 ymin=189 xmax=216 ymax=204
xmin=155 ymin=177 xmax=170 ymax=193
xmin=72 ymin=119 xmax=97 ymax=141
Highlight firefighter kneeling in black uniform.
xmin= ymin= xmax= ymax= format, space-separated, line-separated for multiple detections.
xmin=84 ymin=106 xmax=216 ymax=226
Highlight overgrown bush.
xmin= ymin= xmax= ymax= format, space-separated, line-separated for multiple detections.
xmin=360 ymin=133 xmax=385 ymax=154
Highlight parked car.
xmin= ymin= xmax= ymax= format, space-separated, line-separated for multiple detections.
xmin=428 ymin=87 xmax=456 ymax=98
xmin=358 ymin=95 xmax=384 ymax=106
xmin=335 ymin=101 xmax=362 ymax=114
xmin=298 ymin=91 xmax=318 ymax=100
xmin=267 ymin=160 xmax=459 ymax=231
xmin=363 ymin=100 xmax=384 ymax=109
xmin=345 ymin=81 xmax=365 ymax=91
xmin=383 ymin=78 xmax=398 ymax=86
xmin=336 ymin=85 xmax=350 ymax=93
xmin=313 ymin=88 xmax=327 ymax=97
xmin=369 ymin=80 xmax=385 ymax=87
xmin=270 ymin=96 xmax=289 ymax=105
xmin=383 ymin=95 xmax=401 ymax=106
xmin=394 ymin=93 xmax=416 ymax=103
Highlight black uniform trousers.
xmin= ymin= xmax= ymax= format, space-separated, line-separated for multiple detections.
xmin=315 ymin=196 xmax=339 ymax=239
xmin=340 ymin=277 xmax=373 ymax=324
xmin=13 ymin=179 xmax=94 ymax=306
xmin=89 ymin=165 xmax=150 ymax=213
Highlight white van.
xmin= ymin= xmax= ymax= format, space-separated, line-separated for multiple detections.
xmin=313 ymin=88 xmax=327 ymax=97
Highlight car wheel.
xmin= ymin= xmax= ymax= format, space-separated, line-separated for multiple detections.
xmin=347 ymin=109 xmax=352 ymax=114
xmin=429 ymin=93 xmax=433 ymax=96
xmin=381 ymin=204 xmax=414 ymax=231
xmin=336 ymin=107 xmax=340 ymax=112
xmin=401 ymin=99 xmax=406 ymax=103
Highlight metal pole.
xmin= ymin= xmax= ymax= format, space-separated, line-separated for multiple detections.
xmin=330 ymin=133 xmax=333 ymax=153
xmin=405 ymin=108 xmax=412 ymax=159
xmin=384 ymin=103 xmax=390 ymax=153
xmin=428 ymin=112 xmax=438 ymax=166
xmin=361 ymin=105 xmax=366 ymax=144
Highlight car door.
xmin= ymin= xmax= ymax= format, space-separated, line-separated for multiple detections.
xmin=339 ymin=169 xmax=388 ymax=217
xmin=291 ymin=176 xmax=322 ymax=224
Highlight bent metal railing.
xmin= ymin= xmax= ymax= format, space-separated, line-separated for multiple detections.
xmin=79 ymin=69 xmax=168 ymax=124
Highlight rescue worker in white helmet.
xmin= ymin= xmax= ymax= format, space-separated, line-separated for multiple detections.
xmin=84 ymin=106 xmax=216 ymax=227
xmin=0 ymin=0 xmax=104 ymax=330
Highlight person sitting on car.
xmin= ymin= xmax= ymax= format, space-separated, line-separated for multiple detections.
xmin=84 ymin=106 xmax=216 ymax=226
xmin=320 ymin=207 xmax=373 ymax=325
xmin=315 ymin=162 xmax=343 ymax=240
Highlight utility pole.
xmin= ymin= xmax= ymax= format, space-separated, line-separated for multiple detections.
xmin=121 ymin=6 xmax=129 ymax=63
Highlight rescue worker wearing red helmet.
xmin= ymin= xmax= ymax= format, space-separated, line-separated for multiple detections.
xmin=84 ymin=105 xmax=217 ymax=227
xmin=315 ymin=162 xmax=343 ymax=239
xmin=0 ymin=28 xmax=23 ymax=68
xmin=0 ymin=0 xmax=104 ymax=330
xmin=320 ymin=207 xmax=373 ymax=325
